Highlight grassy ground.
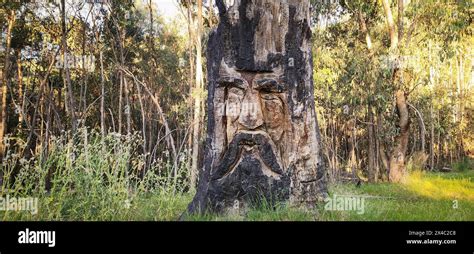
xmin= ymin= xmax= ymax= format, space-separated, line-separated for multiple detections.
xmin=1 ymin=142 xmax=473 ymax=221
xmin=3 ymin=133 xmax=472 ymax=221
xmin=185 ymin=170 xmax=474 ymax=221
xmin=2 ymin=170 xmax=472 ymax=221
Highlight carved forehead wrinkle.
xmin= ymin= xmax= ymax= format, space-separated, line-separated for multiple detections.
xmin=219 ymin=59 xmax=242 ymax=78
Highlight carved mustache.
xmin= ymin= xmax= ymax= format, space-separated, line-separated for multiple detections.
xmin=211 ymin=131 xmax=283 ymax=181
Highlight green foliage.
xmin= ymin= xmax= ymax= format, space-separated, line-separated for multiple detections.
xmin=1 ymin=0 xmax=473 ymax=222
xmin=312 ymin=0 xmax=473 ymax=180
xmin=452 ymin=158 xmax=473 ymax=172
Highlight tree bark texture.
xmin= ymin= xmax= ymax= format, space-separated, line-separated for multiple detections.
xmin=389 ymin=90 xmax=410 ymax=182
xmin=186 ymin=0 xmax=327 ymax=214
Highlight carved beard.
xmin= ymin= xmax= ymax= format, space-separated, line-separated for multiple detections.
xmin=208 ymin=131 xmax=290 ymax=211
xmin=211 ymin=131 xmax=284 ymax=181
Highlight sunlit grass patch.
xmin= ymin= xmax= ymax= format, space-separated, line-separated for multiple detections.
xmin=314 ymin=170 xmax=474 ymax=221
xmin=403 ymin=171 xmax=474 ymax=201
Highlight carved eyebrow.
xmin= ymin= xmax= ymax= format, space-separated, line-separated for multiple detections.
xmin=254 ymin=79 xmax=286 ymax=93
xmin=217 ymin=76 xmax=246 ymax=89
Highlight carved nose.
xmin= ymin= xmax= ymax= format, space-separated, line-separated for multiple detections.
xmin=238 ymin=92 xmax=264 ymax=130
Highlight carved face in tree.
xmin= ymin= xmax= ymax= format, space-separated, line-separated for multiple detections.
xmin=214 ymin=61 xmax=288 ymax=176
xmin=208 ymin=61 xmax=291 ymax=210
xmin=186 ymin=0 xmax=327 ymax=214
xmin=222 ymin=68 xmax=286 ymax=147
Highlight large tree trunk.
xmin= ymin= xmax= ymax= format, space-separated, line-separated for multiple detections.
xmin=389 ymin=90 xmax=410 ymax=182
xmin=382 ymin=0 xmax=411 ymax=182
xmin=185 ymin=0 xmax=327 ymax=215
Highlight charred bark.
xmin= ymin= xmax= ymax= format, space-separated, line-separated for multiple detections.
xmin=185 ymin=0 xmax=327 ymax=215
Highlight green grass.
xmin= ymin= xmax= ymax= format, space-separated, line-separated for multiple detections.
xmin=185 ymin=170 xmax=474 ymax=221
xmin=317 ymin=171 xmax=473 ymax=221
xmin=2 ymin=170 xmax=473 ymax=221
xmin=2 ymin=170 xmax=472 ymax=221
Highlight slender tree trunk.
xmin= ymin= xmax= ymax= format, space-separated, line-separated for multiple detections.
xmin=61 ymin=0 xmax=77 ymax=134
xmin=368 ymin=103 xmax=377 ymax=182
xmin=407 ymin=102 xmax=426 ymax=153
xmin=0 ymin=10 xmax=15 ymax=159
xmin=42 ymin=84 xmax=53 ymax=164
xmin=136 ymin=81 xmax=147 ymax=178
xmin=458 ymin=55 xmax=465 ymax=158
xmin=24 ymin=52 xmax=58 ymax=160
xmin=377 ymin=114 xmax=390 ymax=179
xmin=437 ymin=110 xmax=441 ymax=167
xmin=118 ymin=71 xmax=123 ymax=134
xmin=148 ymin=0 xmax=154 ymax=49
xmin=382 ymin=0 xmax=398 ymax=50
xmin=333 ymin=116 xmax=339 ymax=176
xmin=124 ymin=77 xmax=131 ymax=135
xmin=122 ymin=69 xmax=178 ymax=175
xmin=375 ymin=114 xmax=380 ymax=175
xmin=100 ymin=51 xmax=106 ymax=138
xmin=358 ymin=11 xmax=372 ymax=50
xmin=117 ymin=26 xmax=131 ymax=135
xmin=358 ymin=9 xmax=377 ymax=181
xmin=186 ymin=0 xmax=195 ymax=176
xmin=428 ymin=47 xmax=435 ymax=171
xmin=81 ymin=22 xmax=89 ymax=123
xmin=348 ymin=119 xmax=357 ymax=175
xmin=397 ymin=0 xmax=404 ymax=42
xmin=16 ymin=50 xmax=24 ymax=126
xmin=430 ymin=103 xmax=435 ymax=170
xmin=116 ymin=27 xmax=125 ymax=135
xmin=190 ymin=0 xmax=204 ymax=190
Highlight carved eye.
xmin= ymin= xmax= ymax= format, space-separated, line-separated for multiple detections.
xmin=260 ymin=93 xmax=280 ymax=101
xmin=218 ymin=77 xmax=245 ymax=88
xmin=228 ymin=87 xmax=244 ymax=102
xmin=261 ymin=93 xmax=284 ymax=112
xmin=256 ymin=79 xmax=285 ymax=93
